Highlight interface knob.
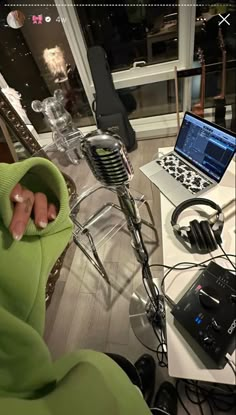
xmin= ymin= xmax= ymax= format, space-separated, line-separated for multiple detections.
xmin=202 ymin=335 xmax=214 ymax=348
xmin=211 ymin=319 xmax=221 ymax=331
xmin=199 ymin=286 xmax=220 ymax=309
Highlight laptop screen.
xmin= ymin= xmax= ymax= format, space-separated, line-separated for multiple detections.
xmin=175 ymin=112 xmax=236 ymax=182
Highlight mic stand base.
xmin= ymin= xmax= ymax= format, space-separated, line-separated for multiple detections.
xmin=129 ymin=279 xmax=165 ymax=350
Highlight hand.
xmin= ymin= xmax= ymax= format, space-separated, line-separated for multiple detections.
xmin=9 ymin=183 xmax=57 ymax=241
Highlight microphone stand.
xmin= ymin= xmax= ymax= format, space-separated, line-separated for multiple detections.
xmin=32 ymin=89 xmax=165 ymax=349
xmin=117 ymin=185 xmax=165 ymax=349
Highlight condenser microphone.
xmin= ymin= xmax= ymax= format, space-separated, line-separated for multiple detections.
xmin=81 ymin=130 xmax=134 ymax=187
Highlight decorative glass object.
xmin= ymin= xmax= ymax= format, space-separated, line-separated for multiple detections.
xmin=32 ymin=89 xmax=84 ymax=164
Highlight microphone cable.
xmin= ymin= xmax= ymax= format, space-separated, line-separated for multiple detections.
xmin=176 ymin=379 xmax=236 ymax=415
xmin=140 ymin=253 xmax=236 ymax=373
xmin=148 ymin=253 xmax=236 ymax=307
xmin=218 ymin=244 xmax=236 ymax=271
xmin=141 ymin=262 xmax=168 ymax=368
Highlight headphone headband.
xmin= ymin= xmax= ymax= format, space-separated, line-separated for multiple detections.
xmin=171 ymin=198 xmax=222 ymax=227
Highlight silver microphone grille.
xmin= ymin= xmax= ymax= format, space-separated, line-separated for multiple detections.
xmin=81 ymin=130 xmax=134 ymax=186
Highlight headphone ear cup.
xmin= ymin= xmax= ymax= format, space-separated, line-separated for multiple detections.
xmin=200 ymin=220 xmax=218 ymax=252
xmin=187 ymin=221 xmax=197 ymax=249
xmin=188 ymin=220 xmax=207 ymax=252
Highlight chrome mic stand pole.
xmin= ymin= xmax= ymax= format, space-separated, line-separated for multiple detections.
xmin=116 ymin=185 xmax=165 ymax=349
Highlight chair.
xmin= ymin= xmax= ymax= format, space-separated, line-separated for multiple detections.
xmin=70 ymin=184 xmax=157 ymax=281
xmin=34 ymin=142 xmax=158 ymax=283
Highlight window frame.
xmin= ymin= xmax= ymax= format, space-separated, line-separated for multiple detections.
xmin=56 ymin=0 xmax=197 ymax=137
xmin=0 ymin=1 xmax=198 ymax=140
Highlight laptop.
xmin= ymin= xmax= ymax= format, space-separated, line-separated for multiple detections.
xmin=140 ymin=111 xmax=236 ymax=206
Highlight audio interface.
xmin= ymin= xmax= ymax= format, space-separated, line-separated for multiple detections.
xmin=171 ymin=262 xmax=236 ymax=368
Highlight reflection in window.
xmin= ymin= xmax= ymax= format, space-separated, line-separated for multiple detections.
xmin=193 ymin=2 xmax=236 ymax=131
xmin=191 ymin=68 xmax=236 ymax=132
xmin=118 ymin=79 xmax=183 ymax=119
xmin=76 ymin=2 xmax=178 ymax=71
xmin=0 ymin=2 xmax=93 ymax=133
xmin=194 ymin=2 xmax=236 ymax=64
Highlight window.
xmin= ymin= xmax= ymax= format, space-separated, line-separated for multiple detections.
xmin=118 ymin=79 xmax=183 ymax=119
xmin=194 ymin=1 xmax=236 ymax=64
xmin=0 ymin=2 xmax=93 ymax=133
xmin=192 ymin=1 xmax=236 ymax=130
xmin=76 ymin=2 xmax=178 ymax=71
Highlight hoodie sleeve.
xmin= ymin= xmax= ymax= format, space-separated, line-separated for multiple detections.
xmin=0 ymin=158 xmax=73 ymax=397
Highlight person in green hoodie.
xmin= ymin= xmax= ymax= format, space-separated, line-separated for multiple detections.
xmin=0 ymin=157 xmax=177 ymax=415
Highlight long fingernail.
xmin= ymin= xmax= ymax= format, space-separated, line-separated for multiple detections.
xmin=13 ymin=194 xmax=24 ymax=203
xmin=39 ymin=221 xmax=47 ymax=229
xmin=12 ymin=221 xmax=24 ymax=241
xmin=50 ymin=213 xmax=56 ymax=220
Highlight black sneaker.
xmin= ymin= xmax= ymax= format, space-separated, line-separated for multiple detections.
xmin=153 ymin=382 xmax=177 ymax=415
xmin=134 ymin=354 xmax=156 ymax=406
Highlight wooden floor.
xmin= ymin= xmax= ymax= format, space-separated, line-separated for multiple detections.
xmin=44 ymin=138 xmax=233 ymax=414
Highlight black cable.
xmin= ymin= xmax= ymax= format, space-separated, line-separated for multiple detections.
xmin=152 ymin=321 xmax=168 ymax=368
xmin=133 ymin=326 xmax=168 ymax=368
xmin=185 ymin=382 xmax=206 ymax=406
xmin=148 ymin=255 xmax=236 ymax=304
xmin=195 ymin=384 xmax=205 ymax=415
xmin=150 ymin=253 xmax=236 ymax=272
xmin=142 ymin=267 xmax=158 ymax=312
xmin=154 ymin=254 xmax=236 ymax=304
xmin=184 ymin=381 xmax=216 ymax=415
xmin=179 ymin=379 xmax=236 ymax=413
xmin=141 ymin=264 xmax=168 ymax=368
xmin=207 ymin=399 xmax=214 ymax=415
xmin=219 ymin=244 xmax=236 ymax=271
xmin=185 ymin=379 xmax=236 ymax=398
xmin=140 ymin=255 xmax=236 ymax=410
xmin=176 ymin=380 xmax=191 ymax=415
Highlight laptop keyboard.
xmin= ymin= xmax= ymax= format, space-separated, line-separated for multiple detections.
xmin=156 ymin=154 xmax=212 ymax=194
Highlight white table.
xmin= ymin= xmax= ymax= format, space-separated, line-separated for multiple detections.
xmin=158 ymin=147 xmax=236 ymax=385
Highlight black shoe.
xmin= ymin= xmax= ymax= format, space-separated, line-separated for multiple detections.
xmin=134 ymin=354 xmax=156 ymax=406
xmin=153 ymin=382 xmax=177 ymax=415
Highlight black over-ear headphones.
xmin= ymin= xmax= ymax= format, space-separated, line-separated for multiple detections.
xmin=171 ymin=198 xmax=224 ymax=253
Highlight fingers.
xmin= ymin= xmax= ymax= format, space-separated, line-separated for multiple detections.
xmin=9 ymin=186 xmax=57 ymax=241
xmin=10 ymin=183 xmax=24 ymax=203
xmin=48 ymin=203 xmax=57 ymax=221
xmin=34 ymin=192 xmax=48 ymax=229
xmin=9 ymin=189 xmax=34 ymax=241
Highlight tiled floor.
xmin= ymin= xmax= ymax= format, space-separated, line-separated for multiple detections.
xmin=44 ymin=137 xmax=235 ymax=414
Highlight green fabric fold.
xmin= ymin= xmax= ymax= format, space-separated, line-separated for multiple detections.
xmin=0 ymin=158 xmax=151 ymax=414
xmin=0 ymin=158 xmax=73 ymax=396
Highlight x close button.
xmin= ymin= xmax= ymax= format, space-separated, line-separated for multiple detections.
xmin=218 ymin=13 xmax=230 ymax=26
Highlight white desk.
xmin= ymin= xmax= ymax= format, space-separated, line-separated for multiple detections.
xmin=158 ymin=147 xmax=235 ymax=384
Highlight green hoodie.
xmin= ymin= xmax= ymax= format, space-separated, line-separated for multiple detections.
xmin=0 ymin=158 xmax=151 ymax=414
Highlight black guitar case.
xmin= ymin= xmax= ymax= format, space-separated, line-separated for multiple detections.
xmin=87 ymin=46 xmax=137 ymax=152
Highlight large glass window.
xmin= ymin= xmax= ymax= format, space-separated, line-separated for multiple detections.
xmin=0 ymin=2 xmax=93 ymax=133
xmin=192 ymin=1 xmax=236 ymax=131
xmin=194 ymin=1 xmax=236 ymax=65
xmin=76 ymin=2 xmax=178 ymax=71
xmin=118 ymin=79 xmax=183 ymax=119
